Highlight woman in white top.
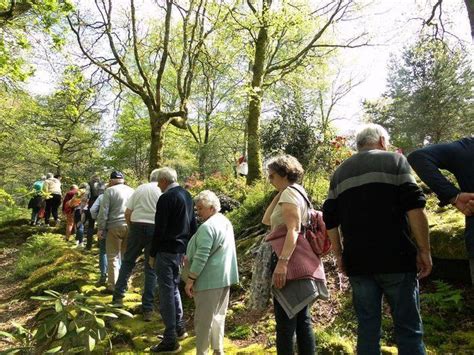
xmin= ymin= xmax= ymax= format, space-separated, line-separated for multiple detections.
xmin=262 ymin=155 xmax=327 ymax=355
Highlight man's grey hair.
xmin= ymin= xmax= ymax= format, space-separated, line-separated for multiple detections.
xmin=149 ymin=168 xmax=161 ymax=182
xmin=194 ymin=190 xmax=221 ymax=212
xmin=355 ymin=123 xmax=390 ymax=151
xmin=46 ymin=172 xmax=54 ymax=179
xmin=156 ymin=167 xmax=177 ymax=183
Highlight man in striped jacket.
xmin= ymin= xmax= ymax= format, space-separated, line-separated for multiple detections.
xmin=323 ymin=124 xmax=431 ymax=355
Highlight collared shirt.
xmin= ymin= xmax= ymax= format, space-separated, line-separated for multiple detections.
xmin=165 ymin=182 xmax=180 ymax=193
xmin=126 ymin=182 xmax=162 ymax=224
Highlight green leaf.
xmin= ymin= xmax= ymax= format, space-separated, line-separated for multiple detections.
xmin=95 ymin=317 xmax=105 ymax=328
xmin=54 ymin=299 xmax=63 ymax=313
xmin=45 ymin=345 xmax=62 ymax=353
xmin=76 ymin=326 xmax=86 ymax=334
xmin=44 ymin=290 xmax=61 ymax=297
xmin=99 ymin=312 xmax=118 ymax=319
xmin=79 ymin=307 xmax=94 ymax=315
xmin=88 ymin=334 xmax=96 ymax=351
xmin=113 ymin=308 xmax=133 ymax=318
xmin=31 ymin=296 xmax=56 ymax=301
xmin=56 ymin=321 xmax=67 ymax=339
xmin=0 ymin=330 xmax=15 ymax=339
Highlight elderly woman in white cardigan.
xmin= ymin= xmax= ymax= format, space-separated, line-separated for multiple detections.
xmin=184 ymin=190 xmax=239 ymax=355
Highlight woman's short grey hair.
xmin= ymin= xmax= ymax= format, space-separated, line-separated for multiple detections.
xmin=194 ymin=190 xmax=221 ymax=212
xmin=46 ymin=173 xmax=54 ymax=179
xmin=156 ymin=167 xmax=177 ymax=183
xmin=149 ymin=169 xmax=161 ymax=182
xmin=355 ymin=123 xmax=390 ymax=151
xmin=267 ymin=154 xmax=304 ymax=183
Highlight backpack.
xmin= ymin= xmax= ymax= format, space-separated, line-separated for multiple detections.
xmin=289 ymin=185 xmax=331 ymax=256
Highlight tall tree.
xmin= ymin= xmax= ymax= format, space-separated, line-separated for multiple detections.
xmin=33 ymin=66 xmax=104 ymax=175
xmin=68 ymin=0 xmax=229 ymax=172
xmin=364 ymin=38 xmax=474 ymax=151
xmin=0 ymin=0 xmax=72 ymax=85
xmin=231 ymin=0 xmax=367 ymax=184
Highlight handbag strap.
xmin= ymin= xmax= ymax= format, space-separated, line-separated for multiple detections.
xmin=288 ymin=185 xmax=313 ymax=228
xmin=288 ymin=185 xmax=313 ymax=209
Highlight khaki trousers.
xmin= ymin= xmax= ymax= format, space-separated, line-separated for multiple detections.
xmin=194 ymin=286 xmax=230 ymax=355
xmin=106 ymin=225 xmax=129 ymax=289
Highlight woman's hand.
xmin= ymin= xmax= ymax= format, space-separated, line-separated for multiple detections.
xmin=185 ymin=278 xmax=194 ymax=298
xmin=272 ymin=260 xmax=288 ymax=289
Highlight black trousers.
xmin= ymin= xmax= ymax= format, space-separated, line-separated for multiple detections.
xmin=45 ymin=194 xmax=62 ymax=223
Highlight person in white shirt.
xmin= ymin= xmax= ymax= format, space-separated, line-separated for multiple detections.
xmin=111 ymin=169 xmax=162 ymax=321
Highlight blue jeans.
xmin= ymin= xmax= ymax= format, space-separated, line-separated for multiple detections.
xmin=274 ymin=298 xmax=315 ymax=355
xmin=31 ymin=208 xmax=40 ymax=224
xmin=99 ymin=236 xmax=107 ymax=277
xmin=113 ymin=223 xmax=157 ymax=312
xmin=76 ymin=223 xmax=84 ymax=244
xmin=349 ymin=273 xmax=425 ymax=355
xmin=155 ymin=252 xmax=184 ymax=343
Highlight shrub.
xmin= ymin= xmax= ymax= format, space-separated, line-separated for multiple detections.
xmin=227 ymin=182 xmax=274 ymax=235
xmin=14 ymin=233 xmax=67 ymax=279
xmin=26 ymin=290 xmax=132 ymax=353
xmin=228 ymin=325 xmax=252 ymax=340
xmin=188 ymin=173 xmax=249 ymax=203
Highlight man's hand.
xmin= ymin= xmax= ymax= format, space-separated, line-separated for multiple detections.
xmin=452 ymin=192 xmax=474 ymax=216
xmin=148 ymin=256 xmax=155 ymax=270
xmin=185 ymin=278 xmax=194 ymax=298
xmin=272 ymin=261 xmax=288 ymax=289
xmin=416 ymin=250 xmax=432 ymax=279
xmin=97 ymin=230 xmax=104 ymax=240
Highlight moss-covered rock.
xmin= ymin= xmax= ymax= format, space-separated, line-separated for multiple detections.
xmin=381 ymin=346 xmax=398 ymax=354
xmin=427 ymin=208 xmax=467 ymax=260
xmin=23 ymin=248 xmax=89 ymax=295
xmin=315 ymin=328 xmax=354 ymax=354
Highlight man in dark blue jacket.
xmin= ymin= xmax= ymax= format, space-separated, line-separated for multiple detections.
xmin=149 ymin=167 xmax=197 ymax=354
xmin=408 ymin=137 xmax=474 ymax=284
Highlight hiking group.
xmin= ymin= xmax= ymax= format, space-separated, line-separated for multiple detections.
xmin=26 ymin=123 xmax=474 ymax=354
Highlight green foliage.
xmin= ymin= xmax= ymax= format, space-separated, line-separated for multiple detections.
xmin=0 ymin=0 xmax=73 ymax=84
xmin=421 ymin=281 xmax=466 ymax=348
xmin=188 ymin=174 xmax=248 ymax=203
xmin=303 ymin=172 xmax=331 ymax=209
xmin=314 ymin=328 xmax=354 ymax=354
xmin=29 ymin=290 xmax=132 ymax=353
xmin=422 ymin=280 xmax=463 ymax=313
xmin=228 ymin=325 xmax=252 ymax=340
xmin=0 ymin=187 xmax=14 ymax=206
xmin=364 ymin=38 xmax=474 ymax=151
xmin=14 ymin=233 xmax=67 ymax=279
xmin=227 ymin=182 xmax=274 ymax=235
xmin=0 ymin=321 xmax=36 ymax=353
xmin=261 ymin=90 xmax=319 ymax=168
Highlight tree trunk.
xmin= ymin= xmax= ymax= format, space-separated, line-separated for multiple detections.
xmin=248 ymin=239 xmax=273 ymax=310
xmin=149 ymin=112 xmax=166 ymax=172
xmin=465 ymin=0 xmax=474 ymax=41
xmin=246 ymin=24 xmax=268 ymax=185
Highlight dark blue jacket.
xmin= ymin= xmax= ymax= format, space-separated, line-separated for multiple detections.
xmin=150 ymin=185 xmax=197 ymax=255
xmin=408 ymin=137 xmax=474 ymax=258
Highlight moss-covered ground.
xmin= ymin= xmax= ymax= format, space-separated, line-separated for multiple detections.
xmin=1 ymin=199 xmax=473 ymax=353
